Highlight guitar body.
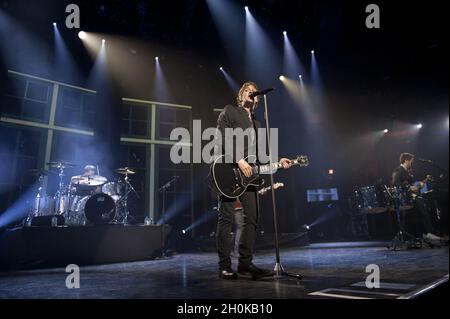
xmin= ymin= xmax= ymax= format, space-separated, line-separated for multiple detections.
xmin=212 ymin=155 xmax=264 ymax=198
xmin=211 ymin=154 xmax=309 ymax=199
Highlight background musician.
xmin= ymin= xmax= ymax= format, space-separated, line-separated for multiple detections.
xmin=392 ymin=153 xmax=441 ymax=241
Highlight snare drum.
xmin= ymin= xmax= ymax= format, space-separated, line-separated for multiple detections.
xmin=358 ymin=185 xmax=389 ymax=214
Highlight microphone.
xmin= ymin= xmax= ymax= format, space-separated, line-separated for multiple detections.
xmin=249 ymin=88 xmax=274 ymax=99
xmin=417 ymin=158 xmax=432 ymax=163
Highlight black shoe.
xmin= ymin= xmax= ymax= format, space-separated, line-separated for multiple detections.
xmin=237 ymin=263 xmax=274 ymax=278
xmin=219 ymin=269 xmax=238 ymax=280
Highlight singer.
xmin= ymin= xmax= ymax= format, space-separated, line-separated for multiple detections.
xmin=212 ymin=82 xmax=292 ymax=280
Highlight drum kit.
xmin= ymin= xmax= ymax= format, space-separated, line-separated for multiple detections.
xmin=350 ymin=184 xmax=414 ymax=215
xmin=27 ymin=162 xmax=139 ymax=226
xmin=349 ymin=180 xmax=438 ymax=250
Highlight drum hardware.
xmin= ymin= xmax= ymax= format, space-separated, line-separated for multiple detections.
xmin=47 ymin=161 xmax=76 ymax=216
xmin=115 ymin=168 xmax=139 ymax=225
xmin=115 ymin=167 xmax=136 ymax=175
xmin=351 ymin=185 xmax=389 ymax=214
xmin=25 ymin=164 xmax=140 ymax=227
xmin=384 ymin=185 xmax=422 ymax=250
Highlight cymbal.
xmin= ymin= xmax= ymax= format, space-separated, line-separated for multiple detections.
xmin=115 ymin=167 xmax=136 ymax=175
xmin=47 ymin=161 xmax=76 ymax=168
xmin=71 ymin=175 xmax=107 ymax=186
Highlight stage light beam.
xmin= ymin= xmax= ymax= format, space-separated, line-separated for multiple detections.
xmin=279 ymin=75 xmax=285 ymax=81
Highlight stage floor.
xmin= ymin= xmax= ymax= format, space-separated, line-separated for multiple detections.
xmin=0 ymin=241 xmax=448 ymax=299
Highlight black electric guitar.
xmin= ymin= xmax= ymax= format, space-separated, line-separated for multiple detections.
xmin=211 ymin=155 xmax=309 ymax=198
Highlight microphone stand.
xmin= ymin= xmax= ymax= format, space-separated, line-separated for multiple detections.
xmin=262 ymin=94 xmax=302 ymax=280
xmin=159 ymin=176 xmax=178 ymax=258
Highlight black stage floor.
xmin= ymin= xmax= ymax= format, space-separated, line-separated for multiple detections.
xmin=0 ymin=241 xmax=447 ymax=299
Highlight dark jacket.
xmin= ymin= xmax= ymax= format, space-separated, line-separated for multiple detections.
xmin=215 ymin=104 xmax=261 ymax=163
xmin=392 ymin=165 xmax=414 ymax=186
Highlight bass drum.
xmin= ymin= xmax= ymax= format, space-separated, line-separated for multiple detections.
xmin=75 ymin=193 xmax=116 ymax=224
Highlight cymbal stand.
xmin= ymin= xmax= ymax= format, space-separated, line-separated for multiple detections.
xmin=25 ymin=170 xmax=46 ymax=226
xmin=119 ymin=174 xmax=140 ymax=225
xmin=54 ymin=165 xmax=68 ymax=216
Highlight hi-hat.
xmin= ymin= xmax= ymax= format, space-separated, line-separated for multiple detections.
xmin=116 ymin=167 xmax=136 ymax=175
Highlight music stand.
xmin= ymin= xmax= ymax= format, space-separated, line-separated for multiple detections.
xmin=262 ymin=94 xmax=303 ymax=280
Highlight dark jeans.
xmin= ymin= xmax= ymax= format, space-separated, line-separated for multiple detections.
xmin=217 ymin=190 xmax=258 ymax=270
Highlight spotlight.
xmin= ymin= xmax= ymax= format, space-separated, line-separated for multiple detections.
xmin=52 ymin=22 xmax=57 ymax=27
xmin=283 ymin=31 xmax=287 ymax=36
xmin=78 ymin=31 xmax=87 ymax=40
xmin=279 ymin=75 xmax=285 ymax=81
xmin=102 ymin=39 xmax=106 ymax=44
xmin=244 ymin=6 xmax=248 ymax=11
xmin=328 ymin=169 xmax=334 ymax=175
xmin=311 ymin=50 xmax=315 ymax=54
xmin=298 ymin=75 xmax=302 ymax=79
xmin=301 ymin=224 xmax=310 ymax=231
xmin=417 ymin=123 xmax=423 ymax=129
xmin=182 ymin=229 xmax=186 ymax=235
xmin=384 ymin=129 xmax=389 ymax=133
xmin=155 ymin=56 xmax=159 ymax=61
xmin=219 ymin=66 xmax=224 ymax=71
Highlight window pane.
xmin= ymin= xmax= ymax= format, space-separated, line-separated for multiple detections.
xmin=130 ymin=121 xmax=148 ymax=136
xmin=26 ymin=81 xmax=50 ymax=102
xmin=55 ymin=87 xmax=96 ymax=130
xmin=5 ymin=76 xmax=26 ymax=97
xmin=158 ymin=107 xmax=175 ymax=123
xmin=131 ymin=104 xmax=147 ymax=120
xmin=22 ymin=100 xmax=47 ymax=122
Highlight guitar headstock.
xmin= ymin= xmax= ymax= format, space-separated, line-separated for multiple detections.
xmin=293 ymin=155 xmax=309 ymax=167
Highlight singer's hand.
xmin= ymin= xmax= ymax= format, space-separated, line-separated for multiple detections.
xmin=279 ymin=158 xmax=292 ymax=169
xmin=238 ymin=159 xmax=253 ymax=178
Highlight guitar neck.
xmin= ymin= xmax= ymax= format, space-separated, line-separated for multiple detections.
xmin=257 ymin=162 xmax=284 ymax=174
